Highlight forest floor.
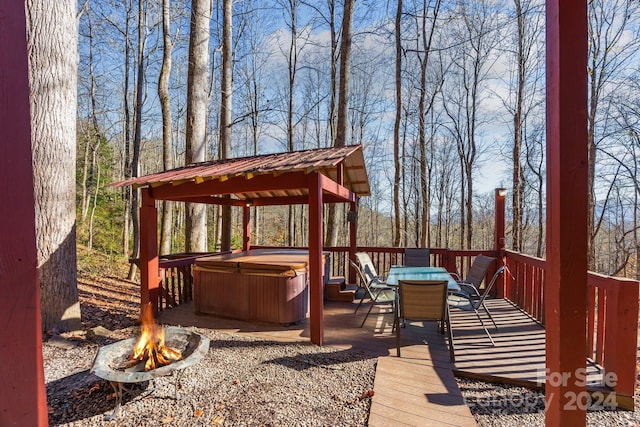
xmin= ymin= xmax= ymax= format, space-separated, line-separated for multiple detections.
xmin=41 ymin=247 xmax=640 ymax=426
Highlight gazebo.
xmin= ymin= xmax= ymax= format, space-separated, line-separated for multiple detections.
xmin=114 ymin=144 xmax=371 ymax=346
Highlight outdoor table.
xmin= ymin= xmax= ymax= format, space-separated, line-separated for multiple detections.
xmin=385 ymin=266 xmax=460 ymax=292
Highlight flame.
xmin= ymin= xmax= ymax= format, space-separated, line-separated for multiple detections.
xmin=131 ymin=303 xmax=182 ymax=371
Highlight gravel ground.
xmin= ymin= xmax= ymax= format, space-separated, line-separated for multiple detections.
xmin=48 ymin=266 xmax=639 ymax=426
xmin=44 ymin=327 xmax=376 ymax=426
xmin=46 ymin=328 xmax=639 ymax=427
xmin=457 ymin=377 xmax=640 ymax=427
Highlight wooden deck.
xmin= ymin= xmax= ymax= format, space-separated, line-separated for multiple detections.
xmin=450 ymin=299 xmax=603 ymax=388
xmin=157 ymin=296 xmax=610 ymax=426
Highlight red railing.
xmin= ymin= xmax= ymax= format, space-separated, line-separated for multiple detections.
xmin=157 ymin=251 xmax=231 ymax=311
xmin=504 ymin=251 xmax=546 ymax=321
xmin=303 ymin=246 xmax=498 ymax=285
xmin=503 ymin=249 xmax=639 ymax=407
xmin=586 ymin=272 xmax=639 ymax=407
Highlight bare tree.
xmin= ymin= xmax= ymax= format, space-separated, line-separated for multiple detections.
xmin=118 ymin=0 xmax=135 ymax=258
xmin=441 ymin=0 xmax=500 ymax=248
xmin=78 ymin=8 xmax=107 ymax=252
xmin=325 ymin=0 xmax=354 ymax=247
xmin=126 ymin=0 xmax=148 ymax=280
xmin=235 ymin=0 xmax=274 ymax=243
xmin=414 ymin=0 xmax=442 ymax=247
xmin=219 ymin=0 xmax=233 ymax=251
xmin=26 ymin=0 xmax=82 ymax=332
xmin=158 ymin=0 xmax=175 ymax=255
xmin=586 ymin=0 xmax=640 ymax=269
xmin=280 ymin=0 xmax=299 ymax=246
xmin=185 ymin=0 xmax=211 ymax=253
xmin=392 ymin=0 xmax=403 ymax=247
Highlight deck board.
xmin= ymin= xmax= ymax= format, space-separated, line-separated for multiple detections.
xmin=450 ymin=299 xmax=603 ymax=387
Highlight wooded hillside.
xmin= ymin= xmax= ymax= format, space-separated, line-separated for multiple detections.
xmin=75 ymin=0 xmax=640 ymax=280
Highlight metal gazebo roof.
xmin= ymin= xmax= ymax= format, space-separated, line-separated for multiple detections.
xmin=114 ymin=144 xmax=370 ymax=204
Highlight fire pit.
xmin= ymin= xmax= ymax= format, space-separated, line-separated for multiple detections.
xmin=91 ymin=326 xmax=209 ymax=419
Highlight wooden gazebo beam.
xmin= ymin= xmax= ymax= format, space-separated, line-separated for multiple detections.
xmin=151 ymin=171 xmax=311 ymax=200
xmin=140 ymin=188 xmax=160 ymax=313
xmin=308 ymin=173 xmax=324 ymax=345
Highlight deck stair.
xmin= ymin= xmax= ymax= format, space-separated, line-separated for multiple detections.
xmin=324 ymin=277 xmax=356 ymax=301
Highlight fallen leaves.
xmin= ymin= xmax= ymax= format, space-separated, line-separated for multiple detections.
xmin=194 ymin=409 xmax=204 ymax=417
xmin=88 ymin=383 xmax=101 ymax=396
xmin=211 ymin=415 xmax=224 ymax=425
xmin=359 ymin=389 xmax=375 ymax=400
xmin=161 ymin=415 xmax=174 ymax=424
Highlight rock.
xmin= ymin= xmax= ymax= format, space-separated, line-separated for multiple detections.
xmin=47 ymin=335 xmax=78 ymax=350
xmin=86 ymin=326 xmax=113 ymax=339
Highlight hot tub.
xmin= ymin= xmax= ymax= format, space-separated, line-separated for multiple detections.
xmin=193 ymin=249 xmax=326 ymax=325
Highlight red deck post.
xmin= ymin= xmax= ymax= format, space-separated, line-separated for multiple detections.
xmin=140 ymin=188 xmax=160 ymax=314
xmin=0 ymin=2 xmax=48 ymax=424
xmin=242 ymin=204 xmax=251 ymax=251
xmin=494 ymin=188 xmax=505 ymax=252
xmin=348 ymin=200 xmax=357 ymax=284
xmin=545 ymin=1 xmax=588 ymax=425
xmin=604 ymin=279 xmax=639 ymax=409
xmin=308 ymin=173 xmax=324 ymax=345
xmin=495 ymin=188 xmax=506 ymax=298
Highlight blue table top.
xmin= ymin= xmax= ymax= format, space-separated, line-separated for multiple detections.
xmin=385 ymin=266 xmax=460 ymax=291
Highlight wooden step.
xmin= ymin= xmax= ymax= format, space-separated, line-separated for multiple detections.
xmin=325 ymin=277 xmax=355 ymax=302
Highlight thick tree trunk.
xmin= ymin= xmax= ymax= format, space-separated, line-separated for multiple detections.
xmin=26 ymin=0 xmax=82 ymax=332
xmin=185 ymin=0 xmax=211 ymax=253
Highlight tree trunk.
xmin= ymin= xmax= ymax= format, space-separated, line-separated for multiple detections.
xmin=121 ymin=0 xmax=134 ymax=258
xmin=26 ymin=0 xmax=82 ymax=332
xmin=416 ymin=0 xmax=441 ymax=248
xmin=185 ymin=0 xmax=211 ymax=253
xmin=219 ymin=0 xmax=233 ymax=251
xmin=326 ymin=0 xmax=354 ymax=247
xmin=392 ymin=0 xmax=402 ymax=247
xmin=328 ymin=0 xmax=338 ymax=146
xmin=512 ymin=0 xmax=525 ymax=252
xmin=335 ymin=0 xmax=353 ymax=148
xmin=127 ymin=0 xmax=147 ymax=281
xmin=159 ymin=0 xmax=174 ymax=255
xmin=88 ymin=155 xmax=101 ymax=250
xmin=284 ymin=0 xmax=298 ymax=247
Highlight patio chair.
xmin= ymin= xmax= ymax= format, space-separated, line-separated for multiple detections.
xmin=447 ymin=265 xmax=508 ymax=346
xmin=351 ymin=260 xmax=397 ymax=328
xmin=355 ymin=252 xmax=387 ymax=284
xmin=449 ymin=254 xmax=496 ymax=291
xmin=394 ymin=280 xmax=454 ymax=362
xmin=404 ymin=248 xmax=430 ymax=267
